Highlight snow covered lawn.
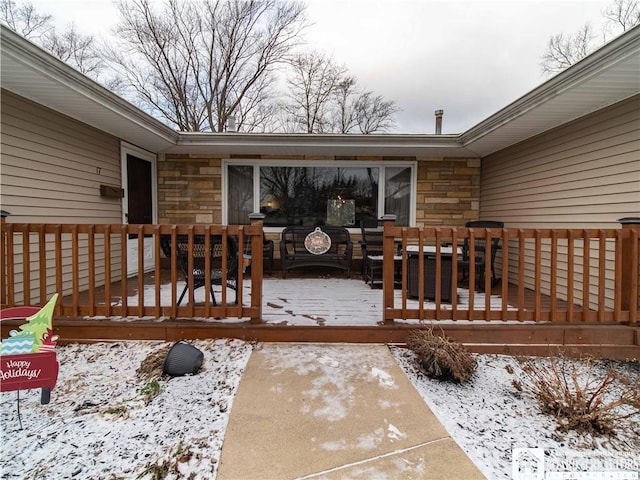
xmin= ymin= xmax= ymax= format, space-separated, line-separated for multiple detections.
xmin=0 ymin=339 xmax=252 ymax=479
xmin=1 ymin=340 xmax=638 ymax=479
xmin=391 ymin=347 xmax=640 ymax=479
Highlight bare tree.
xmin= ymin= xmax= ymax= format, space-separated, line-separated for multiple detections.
xmin=284 ymin=52 xmax=398 ymax=134
xmin=41 ymin=24 xmax=105 ymax=76
xmin=604 ymin=0 xmax=640 ymax=31
xmin=1 ymin=0 xmax=106 ymax=78
xmin=331 ymin=76 xmax=359 ymax=133
xmin=283 ymin=51 xmax=346 ymax=133
xmin=107 ymin=0 xmax=306 ymax=132
xmin=540 ymin=23 xmax=599 ymax=75
xmin=0 ymin=0 xmax=51 ymax=39
xmin=541 ymin=0 xmax=640 ymax=75
xmin=354 ymin=92 xmax=398 ymax=134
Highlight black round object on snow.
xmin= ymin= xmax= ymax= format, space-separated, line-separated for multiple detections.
xmin=163 ymin=341 xmax=204 ymax=376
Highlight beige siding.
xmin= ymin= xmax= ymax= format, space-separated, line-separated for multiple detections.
xmin=480 ymin=95 xmax=640 ymax=308
xmin=1 ymin=89 xmax=122 ymax=223
xmin=481 ymin=95 xmax=640 ymax=227
xmin=1 ymin=90 xmax=124 ymax=303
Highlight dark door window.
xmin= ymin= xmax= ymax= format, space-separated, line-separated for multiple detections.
xmin=126 ymin=154 xmax=153 ymax=225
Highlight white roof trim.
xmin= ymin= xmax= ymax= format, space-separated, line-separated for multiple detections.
xmin=2 ymin=24 xmax=639 ymax=158
xmin=1 ymin=25 xmax=178 ymax=152
xmin=461 ymin=25 xmax=640 ymax=156
xmin=171 ymin=132 xmax=474 ymax=156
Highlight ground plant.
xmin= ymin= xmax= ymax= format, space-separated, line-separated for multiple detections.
xmin=513 ymin=356 xmax=640 ymax=439
xmin=405 ymin=328 xmax=477 ymax=383
xmin=138 ymin=379 xmax=163 ymax=405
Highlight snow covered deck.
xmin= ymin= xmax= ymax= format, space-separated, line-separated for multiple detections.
xmin=113 ymin=272 xmax=517 ymax=326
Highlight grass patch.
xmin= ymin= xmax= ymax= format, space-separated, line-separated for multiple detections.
xmin=103 ymin=404 xmax=129 ymax=419
xmin=136 ymin=441 xmax=196 ymax=480
xmin=138 ymin=379 xmax=163 ymax=405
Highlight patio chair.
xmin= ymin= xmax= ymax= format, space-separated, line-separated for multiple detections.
xmin=160 ymin=234 xmax=238 ymax=306
xmin=460 ymin=220 xmax=504 ymax=288
xmin=360 ymin=221 xmax=384 ymax=286
xmin=242 ymin=233 xmax=274 ymax=275
xmin=360 ymin=219 xmax=401 ymax=288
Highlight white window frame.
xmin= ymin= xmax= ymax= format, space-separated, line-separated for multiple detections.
xmin=222 ymin=159 xmax=416 ymax=230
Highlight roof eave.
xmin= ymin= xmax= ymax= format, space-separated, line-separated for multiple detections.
xmin=166 ymin=132 xmax=475 ymax=157
xmin=0 ymin=25 xmax=179 ymax=152
xmin=460 ymin=25 xmax=640 ymax=157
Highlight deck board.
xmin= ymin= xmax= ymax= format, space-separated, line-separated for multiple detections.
xmin=67 ymin=270 xmax=562 ymax=325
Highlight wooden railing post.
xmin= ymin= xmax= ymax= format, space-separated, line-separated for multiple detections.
xmin=619 ymin=217 xmax=640 ymax=325
xmin=0 ymin=210 xmax=9 ymax=306
xmin=382 ymin=214 xmax=397 ymax=325
xmin=249 ymin=213 xmax=265 ymax=324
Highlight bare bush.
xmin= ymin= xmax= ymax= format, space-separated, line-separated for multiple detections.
xmin=513 ymin=356 xmax=640 ymax=438
xmin=406 ymin=328 xmax=477 ymax=383
xmin=136 ymin=344 xmax=172 ymax=381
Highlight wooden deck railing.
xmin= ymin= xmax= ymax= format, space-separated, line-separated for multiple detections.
xmin=381 ymin=217 xmax=639 ymax=325
xmin=2 ymin=216 xmax=638 ymax=328
xmin=0 ymin=221 xmax=264 ymax=323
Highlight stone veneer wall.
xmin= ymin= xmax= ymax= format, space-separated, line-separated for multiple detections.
xmin=157 ymin=154 xmax=480 ymax=226
xmin=158 ymin=154 xmax=223 ymax=224
xmin=416 ymin=157 xmax=480 ymax=227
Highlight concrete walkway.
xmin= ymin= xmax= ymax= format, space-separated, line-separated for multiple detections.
xmin=217 ymin=343 xmax=485 ymax=479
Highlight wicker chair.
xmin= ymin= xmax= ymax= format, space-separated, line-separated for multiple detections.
xmin=460 ymin=220 xmax=504 ymax=288
xmin=160 ymin=234 xmax=238 ymax=306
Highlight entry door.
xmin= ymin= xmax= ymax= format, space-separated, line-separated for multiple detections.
xmin=123 ymin=152 xmax=156 ymax=277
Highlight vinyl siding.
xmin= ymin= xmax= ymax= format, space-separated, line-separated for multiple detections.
xmin=1 ymin=90 xmax=123 ymax=303
xmin=480 ymin=95 xmax=640 ymax=309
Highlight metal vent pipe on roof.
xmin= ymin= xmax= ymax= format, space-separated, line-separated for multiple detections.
xmin=435 ymin=109 xmax=443 ymax=134
xmin=227 ymin=116 xmax=236 ymax=132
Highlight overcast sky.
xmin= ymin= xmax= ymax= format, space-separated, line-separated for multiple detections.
xmin=31 ymin=0 xmax=611 ymax=134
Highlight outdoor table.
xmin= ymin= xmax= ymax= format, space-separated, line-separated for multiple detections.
xmin=405 ymin=245 xmax=462 ymax=302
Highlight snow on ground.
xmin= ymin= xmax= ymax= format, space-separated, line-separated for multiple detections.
xmin=0 ymin=339 xmax=252 ymax=480
xmin=1 ymin=340 xmax=638 ymax=479
xmin=391 ymin=347 xmax=640 ymax=479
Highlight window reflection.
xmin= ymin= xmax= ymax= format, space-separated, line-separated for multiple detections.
xmin=227 ymin=164 xmax=411 ymax=227
xmin=385 ymin=166 xmax=411 ymax=226
xmin=228 ymin=165 xmax=253 ymax=225
xmin=260 ymin=167 xmax=378 ymax=227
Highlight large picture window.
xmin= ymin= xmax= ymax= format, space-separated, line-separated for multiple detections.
xmin=225 ymin=162 xmax=414 ymax=227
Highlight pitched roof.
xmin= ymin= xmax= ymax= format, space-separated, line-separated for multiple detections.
xmin=2 ymin=24 xmax=638 ymax=157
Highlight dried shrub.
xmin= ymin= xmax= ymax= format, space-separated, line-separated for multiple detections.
xmin=514 ymin=356 xmax=640 ymax=437
xmin=136 ymin=344 xmax=172 ymax=382
xmin=406 ymin=328 xmax=477 ymax=383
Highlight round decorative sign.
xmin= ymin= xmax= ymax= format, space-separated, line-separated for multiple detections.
xmin=304 ymin=227 xmax=331 ymax=255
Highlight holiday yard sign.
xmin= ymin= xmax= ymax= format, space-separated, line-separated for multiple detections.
xmin=0 ymin=294 xmax=59 ymax=404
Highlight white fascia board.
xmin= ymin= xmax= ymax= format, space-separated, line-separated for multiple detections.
xmin=169 ymin=132 xmax=475 ymax=157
